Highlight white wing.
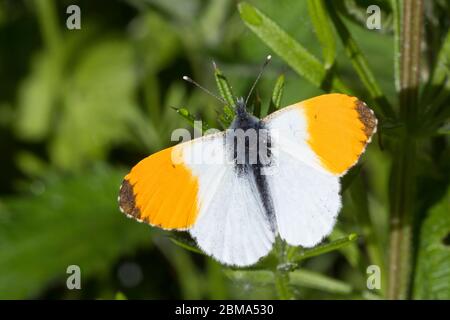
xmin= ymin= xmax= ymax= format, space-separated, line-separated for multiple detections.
xmin=262 ymin=103 xmax=342 ymax=247
xmin=183 ymin=134 xmax=275 ymax=266
xmin=263 ymin=148 xmax=341 ymax=247
xmin=262 ymin=94 xmax=376 ymax=247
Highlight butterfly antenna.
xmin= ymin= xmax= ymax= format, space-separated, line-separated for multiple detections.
xmin=245 ymin=55 xmax=272 ymax=106
xmin=183 ymin=76 xmax=227 ymax=105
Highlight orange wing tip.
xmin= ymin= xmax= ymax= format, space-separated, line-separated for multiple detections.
xmin=355 ymin=100 xmax=378 ymax=142
xmin=118 ymin=179 xmax=144 ymax=222
xmin=299 ymin=94 xmax=378 ymax=175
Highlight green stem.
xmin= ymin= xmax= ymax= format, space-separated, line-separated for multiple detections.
xmin=34 ymin=0 xmax=62 ymax=52
xmin=398 ymin=0 xmax=423 ymax=124
xmin=292 ymin=233 xmax=358 ymax=263
xmin=388 ymin=0 xmax=423 ymax=300
xmin=274 ymin=239 xmax=294 ymax=300
xmin=391 ymin=0 xmax=402 ymax=93
xmin=349 ymin=177 xmax=385 ymax=289
xmin=328 ymin=3 xmax=396 ymax=120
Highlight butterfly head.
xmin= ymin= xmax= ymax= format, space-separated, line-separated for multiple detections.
xmin=183 ymin=55 xmax=272 ymax=123
xmin=231 ymin=97 xmax=260 ymax=130
xmin=235 ymin=97 xmax=248 ymax=118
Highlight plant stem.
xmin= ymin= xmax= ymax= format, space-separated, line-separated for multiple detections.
xmin=388 ymin=0 xmax=423 ymax=300
xmin=398 ymin=0 xmax=423 ymax=124
xmin=34 ymin=0 xmax=61 ymax=52
xmin=328 ymin=4 xmax=396 ymax=120
xmin=391 ymin=0 xmax=402 ymax=93
xmin=292 ymin=233 xmax=358 ymax=263
xmin=274 ymin=239 xmax=294 ymax=299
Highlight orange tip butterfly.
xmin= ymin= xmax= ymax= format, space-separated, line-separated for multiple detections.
xmin=118 ymin=57 xmax=377 ymax=266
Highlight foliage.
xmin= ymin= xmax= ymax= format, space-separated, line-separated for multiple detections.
xmin=0 ymin=165 xmax=151 ymax=299
xmin=413 ymin=188 xmax=450 ymax=299
xmin=0 ymin=0 xmax=448 ymax=299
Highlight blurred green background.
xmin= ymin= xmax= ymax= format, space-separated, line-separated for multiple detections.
xmin=0 ymin=0 xmax=448 ymax=299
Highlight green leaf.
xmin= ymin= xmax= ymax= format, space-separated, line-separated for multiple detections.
xmin=147 ymin=0 xmax=200 ymax=22
xmin=289 ymin=269 xmax=352 ymax=294
xmin=291 ymin=233 xmax=359 ymax=263
xmin=307 ymin=0 xmax=336 ymax=69
xmin=347 ymin=175 xmax=386 ymax=292
xmin=413 ymin=188 xmax=450 ymax=299
xmin=131 ymin=11 xmax=179 ymax=73
xmin=49 ymin=39 xmax=140 ymax=170
xmin=273 ymin=238 xmax=294 ymax=299
xmin=226 ymin=268 xmax=377 ymax=297
xmin=225 ymin=269 xmax=274 ymax=286
xmin=205 ymin=260 xmax=228 ymax=299
xmin=268 ymin=74 xmax=285 ymax=114
xmin=172 ymin=107 xmax=210 ymax=134
xmin=200 ymin=0 xmax=231 ymax=46
xmin=115 ymin=292 xmax=127 ymax=300
xmin=213 ymin=63 xmax=236 ymax=128
xmin=172 ymin=107 xmax=196 ymax=128
xmin=169 ymin=232 xmax=204 ymax=255
xmin=33 ymin=0 xmax=61 ymax=52
xmin=126 ymin=109 xmax=162 ymax=152
xmin=436 ymin=122 xmax=450 ymax=135
xmin=16 ymin=1 xmax=91 ymax=142
xmin=0 ymin=165 xmax=151 ymax=299
xmin=423 ymin=29 xmax=450 ymax=116
xmin=334 ymin=0 xmax=393 ymax=33
xmin=328 ymin=228 xmax=360 ymax=268
xmin=251 ymin=92 xmax=263 ymax=117
xmin=153 ymin=236 xmax=203 ymax=299
xmin=15 ymin=151 xmax=49 ymax=178
xmin=327 ymin=2 xmax=395 ymax=119
xmin=238 ymin=2 xmax=349 ymax=93
xmin=341 ymin=164 xmax=362 ymax=192
xmin=15 ymin=51 xmax=63 ymax=141
xmin=430 ymin=29 xmax=450 ymax=87
xmin=131 ymin=11 xmax=179 ymax=121
xmin=214 ymin=63 xmax=236 ymax=107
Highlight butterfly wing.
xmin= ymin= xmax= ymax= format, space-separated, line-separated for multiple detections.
xmin=263 ymin=150 xmax=342 ymax=247
xmin=264 ymin=93 xmax=377 ymax=176
xmin=189 ymin=164 xmax=275 ymax=266
xmin=118 ymin=136 xmax=211 ymax=230
xmin=119 ymin=132 xmax=275 ymax=266
xmin=262 ymin=93 xmax=377 ymax=246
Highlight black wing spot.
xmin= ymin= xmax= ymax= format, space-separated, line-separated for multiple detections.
xmin=118 ymin=179 xmax=142 ymax=219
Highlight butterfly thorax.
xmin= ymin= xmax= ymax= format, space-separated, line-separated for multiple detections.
xmin=229 ymin=98 xmax=272 ymax=171
xmin=228 ymin=98 xmax=276 ymax=231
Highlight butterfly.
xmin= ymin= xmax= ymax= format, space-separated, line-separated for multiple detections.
xmin=118 ymin=57 xmax=377 ymax=267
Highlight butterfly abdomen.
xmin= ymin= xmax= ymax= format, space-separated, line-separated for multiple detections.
xmin=227 ymin=108 xmax=277 ymax=231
